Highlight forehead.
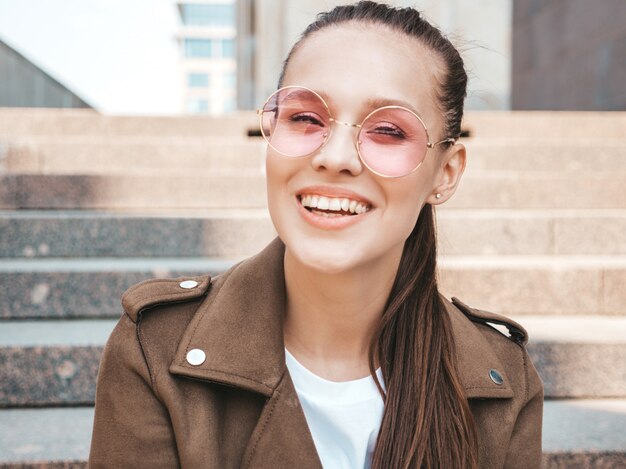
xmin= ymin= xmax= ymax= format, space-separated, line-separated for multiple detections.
xmin=282 ymin=23 xmax=444 ymax=124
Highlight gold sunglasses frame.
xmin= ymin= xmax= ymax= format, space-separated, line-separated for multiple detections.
xmin=257 ymin=85 xmax=457 ymax=178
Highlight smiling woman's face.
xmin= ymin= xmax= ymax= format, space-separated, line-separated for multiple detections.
xmin=266 ymin=23 xmax=450 ymax=275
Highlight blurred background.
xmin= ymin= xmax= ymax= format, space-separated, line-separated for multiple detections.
xmin=0 ymin=1 xmax=625 ymax=468
xmin=1 ymin=0 xmax=624 ymax=115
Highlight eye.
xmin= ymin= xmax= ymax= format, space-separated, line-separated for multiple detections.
xmin=289 ymin=112 xmax=326 ymax=127
xmin=367 ymin=121 xmax=407 ymax=139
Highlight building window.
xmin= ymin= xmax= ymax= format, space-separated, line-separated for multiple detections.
xmin=183 ymin=38 xmax=234 ymax=58
xmin=223 ymin=96 xmax=237 ymax=113
xmin=180 ymin=4 xmax=236 ymax=28
xmin=187 ymin=98 xmax=209 ymax=113
xmin=184 ymin=38 xmax=213 ymax=57
xmin=223 ymin=71 xmax=237 ymax=88
xmin=221 ymin=39 xmax=235 ymax=58
xmin=188 ymin=72 xmax=209 ymax=87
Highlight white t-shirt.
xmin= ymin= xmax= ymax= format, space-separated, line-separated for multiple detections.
xmin=284 ymin=348 xmax=385 ymax=469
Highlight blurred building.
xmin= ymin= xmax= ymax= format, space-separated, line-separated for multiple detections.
xmin=512 ymin=0 xmax=626 ymax=110
xmin=0 ymin=37 xmax=92 ymax=109
xmin=239 ymin=0 xmax=513 ymax=111
xmin=177 ymin=0 xmax=238 ymax=114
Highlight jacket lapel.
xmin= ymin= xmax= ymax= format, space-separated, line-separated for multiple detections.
xmin=169 ymin=236 xmax=512 ymax=466
xmin=443 ymin=296 xmax=515 ymax=399
xmin=169 ymin=237 xmax=323 ymax=467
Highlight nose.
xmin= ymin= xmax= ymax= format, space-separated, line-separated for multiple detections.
xmin=310 ymin=121 xmax=363 ymax=176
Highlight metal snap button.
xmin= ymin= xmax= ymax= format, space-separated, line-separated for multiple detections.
xmin=180 ymin=280 xmax=198 ymax=289
xmin=489 ymin=369 xmax=504 ymax=385
xmin=186 ymin=348 xmax=206 ymax=366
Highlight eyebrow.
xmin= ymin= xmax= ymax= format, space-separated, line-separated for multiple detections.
xmin=316 ymin=90 xmax=424 ymax=118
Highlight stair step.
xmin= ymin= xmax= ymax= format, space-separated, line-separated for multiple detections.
xmin=0 ymin=258 xmax=238 ymax=319
xmin=1 ymin=172 xmax=625 ymax=209
xmin=2 ymin=209 xmax=626 ymax=258
xmin=0 ymin=320 xmax=114 ymax=407
xmin=0 ymin=108 xmax=258 ymax=139
xmin=1 ymin=317 xmax=624 ymax=405
xmin=0 ymin=174 xmax=268 ymax=210
xmin=0 ymin=209 xmax=277 ymax=258
xmin=3 ymin=138 xmax=266 ymax=174
xmin=439 ymin=255 xmax=626 ymax=316
xmin=0 ymin=256 xmax=624 ymax=319
xmin=463 ymin=139 xmax=626 ymax=172
xmin=1 ymin=400 xmax=624 ymax=467
xmin=462 ymin=111 xmax=626 ymax=139
xmin=3 ymin=138 xmax=626 ymax=175
xmin=2 ymin=109 xmax=625 ymax=139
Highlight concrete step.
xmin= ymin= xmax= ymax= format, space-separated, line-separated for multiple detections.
xmin=2 ymin=138 xmax=267 ymax=175
xmin=464 ymin=139 xmax=626 ymax=172
xmin=0 ymin=320 xmax=113 ymax=407
xmin=1 ymin=317 xmax=625 ymax=406
xmin=3 ymin=137 xmax=625 ymax=175
xmin=2 ymin=209 xmax=625 ymax=258
xmin=462 ymin=111 xmax=626 ymax=139
xmin=0 ymin=174 xmax=268 ymax=210
xmin=0 ymin=258 xmax=238 ymax=319
xmin=1 ymin=172 xmax=625 ymax=209
xmin=439 ymin=255 xmax=626 ymax=316
xmin=0 ymin=108 xmax=258 ymax=139
xmin=0 ymin=256 xmax=624 ymax=319
xmin=1 ymin=109 xmax=625 ymax=140
xmin=0 ymin=209 xmax=277 ymax=259
xmin=1 ymin=400 xmax=624 ymax=467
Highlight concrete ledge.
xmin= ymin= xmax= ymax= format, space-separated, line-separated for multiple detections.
xmin=4 ymin=138 xmax=266 ymax=175
xmin=1 ymin=256 xmax=625 ymax=318
xmin=1 ymin=400 xmax=625 ymax=466
xmin=0 ymin=210 xmax=277 ymax=258
xmin=462 ymin=111 xmax=626 ymax=139
xmin=0 ymin=346 xmax=101 ymax=407
xmin=0 ymin=259 xmax=238 ymax=319
xmin=0 ymin=109 xmax=258 ymax=139
xmin=1 ymin=172 xmax=625 ymax=210
xmin=1 ymin=318 xmax=624 ymax=405
xmin=5 ymin=137 xmax=625 ymax=175
xmin=2 ymin=209 xmax=625 ymax=258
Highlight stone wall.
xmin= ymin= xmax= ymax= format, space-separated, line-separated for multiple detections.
xmin=512 ymin=0 xmax=626 ymax=110
xmin=0 ymin=38 xmax=92 ymax=109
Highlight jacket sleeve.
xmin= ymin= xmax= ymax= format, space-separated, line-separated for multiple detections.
xmin=89 ymin=313 xmax=180 ymax=468
xmin=504 ymin=349 xmax=544 ymax=468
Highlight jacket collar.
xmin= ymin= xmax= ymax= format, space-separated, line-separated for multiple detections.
xmin=170 ymin=237 xmax=513 ymax=399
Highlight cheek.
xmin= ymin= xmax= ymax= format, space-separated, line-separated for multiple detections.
xmin=265 ymin=150 xmax=302 ymax=225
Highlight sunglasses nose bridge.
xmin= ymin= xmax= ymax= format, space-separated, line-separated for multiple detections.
xmin=326 ymin=117 xmax=362 ymax=149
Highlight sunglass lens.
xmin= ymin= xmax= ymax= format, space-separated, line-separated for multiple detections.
xmin=261 ymin=87 xmax=330 ymax=157
xmin=358 ymin=107 xmax=429 ymax=177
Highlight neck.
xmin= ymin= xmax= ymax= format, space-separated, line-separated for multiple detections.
xmin=283 ymin=244 xmax=403 ymax=381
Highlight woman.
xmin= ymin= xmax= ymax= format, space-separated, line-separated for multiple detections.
xmin=89 ymin=2 xmax=543 ymax=468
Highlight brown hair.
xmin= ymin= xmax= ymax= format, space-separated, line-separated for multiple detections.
xmin=279 ymin=2 xmax=476 ymax=468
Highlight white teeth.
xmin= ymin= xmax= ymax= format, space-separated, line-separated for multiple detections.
xmin=329 ymin=198 xmax=342 ymax=211
xmin=300 ymin=194 xmax=371 ymax=214
xmin=317 ymin=196 xmax=330 ymax=210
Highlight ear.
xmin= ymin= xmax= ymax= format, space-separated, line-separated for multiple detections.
xmin=427 ymin=143 xmax=466 ymax=205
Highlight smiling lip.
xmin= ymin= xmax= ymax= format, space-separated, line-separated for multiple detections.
xmin=295 ymin=185 xmax=374 ymax=207
xmin=295 ymin=185 xmax=374 ymax=230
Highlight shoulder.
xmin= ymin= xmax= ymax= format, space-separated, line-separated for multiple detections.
xmin=442 ymin=296 xmax=542 ymax=403
xmin=448 ymin=296 xmax=528 ymax=346
xmin=121 ymin=274 xmax=213 ymax=323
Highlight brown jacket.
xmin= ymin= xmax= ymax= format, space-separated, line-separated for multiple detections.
xmin=89 ymin=237 xmax=543 ymax=468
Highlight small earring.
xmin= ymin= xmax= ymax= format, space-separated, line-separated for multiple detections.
xmin=435 ymin=193 xmax=442 ymax=199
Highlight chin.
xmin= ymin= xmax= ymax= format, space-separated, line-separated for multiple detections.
xmin=282 ymin=233 xmax=376 ymax=275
